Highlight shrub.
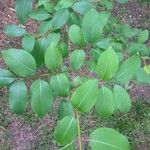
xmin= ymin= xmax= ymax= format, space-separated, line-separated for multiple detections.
xmin=1 ymin=0 xmax=150 ymax=149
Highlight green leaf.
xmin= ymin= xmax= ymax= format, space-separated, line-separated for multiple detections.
xmin=32 ymin=37 xmax=50 ymax=68
xmin=50 ymin=73 xmax=70 ymax=96
xmin=96 ymin=47 xmax=119 ymax=80
xmin=31 ymin=80 xmax=53 ymax=118
xmin=121 ymin=24 xmax=139 ymax=38
xmin=95 ymin=38 xmax=110 ymax=50
xmin=117 ymin=0 xmax=129 ymax=3
xmin=70 ymin=49 xmax=85 ymax=71
xmin=71 ymin=79 xmax=98 ymax=112
xmin=115 ymin=55 xmax=141 ymax=84
xmin=47 ymin=32 xmax=60 ymax=45
xmin=9 ymin=81 xmax=27 ymax=114
xmin=29 ymin=7 xmax=51 ymax=21
xmin=15 ymin=0 xmax=32 ymax=24
xmin=22 ymin=35 xmax=35 ymax=52
xmin=89 ymin=128 xmax=131 ymax=150
xmin=60 ymin=144 xmax=75 ymax=150
xmin=72 ymin=1 xmax=93 ymax=15
xmin=0 ymin=68 xmax=15 ymax=87
xmin=68 ymin=12 xmax=81 ymax=26
xmin=69 ymin=25 xmax=84 ymax=46
xmin=82 ymin=9 xmax=109 ymax=43
xmin=55 ymin=0 xmax=74 ymax=10
xmin=95 ymin=86 xmax=115 ymax=118
xmin=54 ymin=116 xmax=78 ymax=146
xmin=45 ymin=43 xmax=63 ymax=71
xmin=38 ymin=20 xmax=53 ymax=35
xmin=113 ymin=85 xmax=131 ymax=113
xmin=137 ymin=29 xmax=149 ymax=43
xmin=2 ymin=49 xmax=37 ymax=77
xmin=58 ymin=100 xmax=74 ymax=120
xmin=52 ymin=9 xmax=69 ymax=30
xmin=3 ymin=24 xmax=27 ymax=37
xmin=134 ymin=68 xmax=150 ymax=84
xmin=101 ymin=0 xmax=113 ymax=10
xmin=58 ymin=42 xmax=69 ymax=58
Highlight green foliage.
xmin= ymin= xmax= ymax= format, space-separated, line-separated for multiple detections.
xmin=31 ymin=80 xmax=53 ymax=118
xmin=1 ymin=0 xmax=149 ymax=149
xmin=3 ymin=24 xmax=27 ymax=37
xmin=9 ymin=81 xmax=27 ymax=114
xmin=70 ymin=49 xmax=85 ymax=71
xmin=54 ymin=116 xmax=78 ymax=146
xmin=89 ymin=128 xmax=131 ymax=150
xmin=71 ymin=79 xmax=98 ymax=112
xmin=95 ymin=86 xmax=115 ymax=118
xmin=2 ymin=49 xmax=37 ymax=77
xmin=96 ymin=47 xmax=119 ymax=80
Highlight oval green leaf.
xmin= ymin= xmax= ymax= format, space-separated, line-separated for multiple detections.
xmin=52 ymin=8 xmax=69 ymax=30
xmin=95 ymin=86 xmax=115 ymax=118
xmin=2 ymin=49 xmax=37 ymax=77
xmin=58 ymin=100 xmax=74 ymax=120
xmin=31 ymin=80 xmax=53 ymax=118
xmin=54 ymin=116 xmax=78 ymax=146
xmin=137 ymin=29 xmax=149 ymax=43
xmin=82 ymin=9 xmax=108 ymax=43
xmin=96 ymin=47 xmax=119 ymax=80
xmin=50 ymin=73 xmax=70 ymax=97
xmin=3 ymin=24 xmax=27 ymax=37
xmin=16 ymin=0 xmax=32 ymax=24
xmin=89 ymin=128 xmax=131 ymax=150
xmin=9 ymin=81 xmax=27 ymax=114
xmin=115 ymin=55 xmax=141 ymax=84
xmin=113 ymin=85 xmax=131 ymax=113
xmin=71 ymin=79 xmax=98 ymax=112
xmin=22 ymin=35 xmax=35 ymax=52
xmin=45 ymin=43 xmax=63 ymax=71
xmin=0 ymin=68 xmax=15 ymax=87
xmin=69 ymin=24 xmax=84 ymax=46
xmin=70 ymin=49 xmax=85 ymax=71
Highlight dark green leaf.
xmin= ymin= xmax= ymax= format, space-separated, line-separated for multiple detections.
xmin=45 ymin=43 xmax=63 ymax=70
xmin=70 ymin=49 xmax=85 ymax=71
xmin=72 ymin=1 xmax=93 ymax=15
xmin=0 ymin=68 xmax=15 ymax=87
xmin=115 ymin=55 xmax=141 ymax=84
xmin=95 ymin=86 xmax=115 ymax=118
xmin=71 ymin=79 xmax=98 ymax=112
xmin=15 ymin=0 xmax=32 ymax=24
xmin=89 ymin=128 xmax=131 ymax=150
xmin=54 ymin=116 xmax=78 ymax=146
xmin=114 ymin=85 xmax=131 ymax=112
xmin=31 ymin=80 xmax=53 ymax=118
xmin=3 ymin=24 xmax=27 ymax=37
xmin=9 ymin=81 xmax=27 ymax=114
xmin=32 ymin=37 xmax=50 ymax=68
xmin=22 ymin=35 xmax=35 ymax=52
xmin=30 ymin=7 xmax=51 ymax=21
xmin=58 ymin=100 xmax=74 ymax=120
xmin=38 ymin=20 xmax=53 ymax=34
xmin=55 ymin=0 xmax=74 ymax=10
xmin=52 ymin=9 xmax=69 ymax=30
xmin=50 ymin=73 xmax=70 ymax=96
xmin=2 ymin=49 xmax=37 ymax=77
xmin=58 ymin=42 xmax=69 ymax=58
xmin=96 ymin=47 xmax=119 ymax=80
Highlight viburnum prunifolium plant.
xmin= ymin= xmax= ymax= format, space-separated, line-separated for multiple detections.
xmin=1 ymin=0 xmax=150 ymax=149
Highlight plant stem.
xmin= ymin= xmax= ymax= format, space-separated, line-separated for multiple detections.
xmin=76 ymin=110 xmax=82 ymax=150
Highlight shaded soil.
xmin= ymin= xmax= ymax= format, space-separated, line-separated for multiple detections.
xmin=0 ymin=0 xmax=150 ymax=150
